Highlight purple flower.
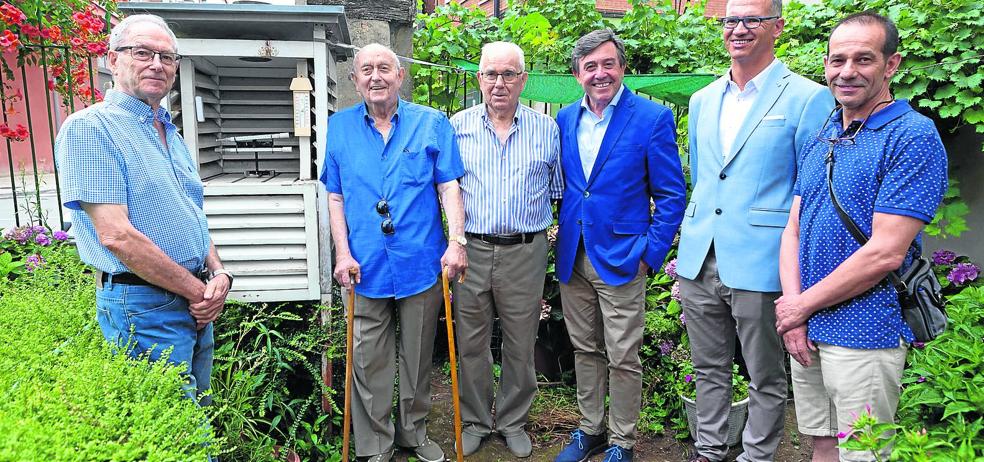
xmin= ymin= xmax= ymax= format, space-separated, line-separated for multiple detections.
xmin=679 ymin=312 xmax=687 ymax=326
xmin=684 ymin=374 xmax=693 ymax=383
xmin=52 ymin=230 xmax=68 ymax=241
xmin=34 ymin=233 xmax=51 ymax=246
xmin=917 ymin=376 xmax=927 ymax=383
xmin=665 ymin=258 xmax=678 ymax=280
xmin=931 ymin=249 xmax=957 ymax=266
xmin=4 ymin=227 xmax=30 ymax=244
xmin=25 ymin=254 xmax=44 ymax=272
xmin=947 ymin=263 xmax=980 ymax=286
xmin=836 ymin=431 xmax=849 ymax=439
xmin=912 ymin=341 xmax=926 ymax=349
xmin=658 ymin=340 xmax=674 ymax=356
xmin=671 ymin=281 xmax=681 ymax=302
xmin=30 ymin=225 xmax=45 ymax=235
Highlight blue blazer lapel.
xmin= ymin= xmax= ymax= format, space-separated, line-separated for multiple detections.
xmin=724 ymin=63 xmax=791 ymax=169
xmin=563 ymin=108 xmax=587 ymax=188
xmin=703 ymin=76 xmax=729 ymax=170
xmin=587 ymin=86 xmax=636 ymax=187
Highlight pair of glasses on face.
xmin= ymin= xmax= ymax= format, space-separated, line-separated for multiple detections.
xmin=376 ymin=199 xmax=395 ymax=235
xmin=719 ymin=15 xmax=779 ymax=29
xmin=116 ymin=46 xmax=182 ymax=66
xmin=479 ymin=71 xmax=523 ymax=83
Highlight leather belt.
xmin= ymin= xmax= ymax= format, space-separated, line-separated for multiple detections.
xmin=101 ymin=269 xmax=208 ymax=287
xmin=466 ymin=231 xmax=539 ymax=246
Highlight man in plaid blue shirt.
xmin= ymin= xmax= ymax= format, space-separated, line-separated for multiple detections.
xmin=55 ymin=14 xmax=231 ymax=405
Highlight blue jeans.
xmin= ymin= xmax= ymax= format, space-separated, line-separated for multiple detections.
xmin=96 ymin=279 xmax=214 ymax=405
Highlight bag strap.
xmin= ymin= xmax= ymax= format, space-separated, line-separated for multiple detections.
xmin=824 ymin=145 xmax=908 ymax=291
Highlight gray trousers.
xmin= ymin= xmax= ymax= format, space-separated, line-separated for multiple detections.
xmin=346 ymin=282 xmax=442 ymax=457
xmin=559 ymin=246 xmax=646 ymax=448
xmin=679 ymin=248 xmax=787 ymax=462
xmin=452 ymin=232 xmax=548 ymax=438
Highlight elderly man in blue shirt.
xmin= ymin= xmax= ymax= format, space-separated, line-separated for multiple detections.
xmin=449 ymin=41 xmax=563 ymax=458
xmin=55 ymin=14 xmax=231 ymax=407
xmin=320 ymin=43 xmax=467 ymax=462
xmin=776 ymin=12 xmax=947 ymax=462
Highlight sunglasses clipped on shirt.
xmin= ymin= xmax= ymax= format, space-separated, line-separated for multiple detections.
xmin=376 ymin=199 xmax=395 ymax=236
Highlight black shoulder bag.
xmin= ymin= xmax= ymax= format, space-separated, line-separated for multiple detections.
xmin=825 ymin=145 xmax=947 ymax=343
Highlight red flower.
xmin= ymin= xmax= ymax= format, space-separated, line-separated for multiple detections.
xmin=0 ymin=123 xmax=29 ymax=141
xmin=0 ymin=4 xmax=26 ymax=26
xmin=0 ymin=30 xmax=20 ymax=51
xmin=69 ymin=36 xmax=85 ymax=50
xmin=41 ymin=26 xmax=63 ymax=43
xmin=47 ymin=78 xmax=56 ymax=91
xmin=85 ymin=41 xmax=107 ymax=55
xmin=20 ymin=23 xmax=41 ymax=39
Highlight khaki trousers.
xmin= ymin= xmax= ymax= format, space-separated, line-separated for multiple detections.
xmin=346 ymin=282 xmax=442 ymax=457
xmin=559 ymin=246 xmax=646 ymax=448
xmin=678 ymin=249 xmax=787 ymax=462
xmin=452 ymin=232 xmax=548 ymax=438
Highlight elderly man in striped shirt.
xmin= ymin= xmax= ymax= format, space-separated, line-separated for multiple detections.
xmin=449 ymin=41 xmax=563 ymax=458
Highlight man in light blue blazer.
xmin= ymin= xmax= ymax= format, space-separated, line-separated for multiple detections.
xmin=553 ymin=29 xmax=686 ymax=462
xmin=675 ymin=0 xmax=834 ymax=461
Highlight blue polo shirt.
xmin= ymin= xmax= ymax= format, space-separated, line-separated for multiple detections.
xmin=55 ymin=90 xmax=211 ymax=274
xmin=320 ymin=100 xmax=464 ymax=299
xmin=794 ymin=100 xmax=947 ymax=348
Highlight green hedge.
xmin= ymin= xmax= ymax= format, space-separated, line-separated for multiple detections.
xmin=0 ymin=247 xmax=213 ymax=461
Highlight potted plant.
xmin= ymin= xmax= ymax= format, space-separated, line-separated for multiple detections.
xmin=675 ymin=360 xmax=750 ymax=447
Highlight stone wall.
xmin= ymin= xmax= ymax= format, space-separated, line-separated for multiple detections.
xmin=310 ymin=0 xmax=415 ymax=110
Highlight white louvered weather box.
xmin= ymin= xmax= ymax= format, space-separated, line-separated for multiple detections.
xmin=119 ymin=2 xmax=351 ymax=302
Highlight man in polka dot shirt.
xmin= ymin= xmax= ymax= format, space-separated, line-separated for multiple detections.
xmin=775 ymin=12 xmax=947 ymax=462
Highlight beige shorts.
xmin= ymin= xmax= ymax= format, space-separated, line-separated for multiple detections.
xmin=790 ymin=341 xmax=907 ymax=462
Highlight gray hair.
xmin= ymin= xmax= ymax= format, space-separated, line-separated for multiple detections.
xmin=109 ymin=14 xmax=178 ymax=51
xmin=353 ymin=43 xmax=403 ymax=70
xmin=726 ymin=0 xmax=783 ymax=17
xmin=570 ymin=29 xmax=626 ymax=74
xmin=479 ymin=41 xmax=526 ymax=73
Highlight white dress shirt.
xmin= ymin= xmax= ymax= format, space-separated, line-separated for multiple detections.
xmin=576 ymin=85 xmax=625 ymax=179
xmin=719 ymin=59 xmax=780 ymax=160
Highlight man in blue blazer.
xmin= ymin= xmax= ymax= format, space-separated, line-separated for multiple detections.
xmin=554 ymin=29 xmax=686 ymax=462
xmin=675 ymin=0 xmax=834 ymax=461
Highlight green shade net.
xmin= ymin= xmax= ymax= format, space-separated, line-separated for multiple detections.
xmin=451 ymin=59 xmax=717 ymax=107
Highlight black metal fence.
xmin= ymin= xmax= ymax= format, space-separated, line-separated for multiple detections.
xmin=1 ymin=43 xmax=102 ymax=232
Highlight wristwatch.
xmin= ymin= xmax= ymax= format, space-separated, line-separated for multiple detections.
xmin=211 ymin=268 xmax=234 ymax=284
xmin=449 ymin=234 xmax=468 ymax=246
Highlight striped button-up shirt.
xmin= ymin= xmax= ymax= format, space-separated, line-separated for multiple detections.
xmin=451 ymin=104 xmax=563 ymax=234
xmin=55 ymin=90 xmax=211 ymax=274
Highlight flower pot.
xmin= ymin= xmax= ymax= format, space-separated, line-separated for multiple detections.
xmin=681 ymin=394 xmax=749 ymax=447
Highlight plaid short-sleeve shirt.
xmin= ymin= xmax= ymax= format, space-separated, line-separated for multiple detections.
xmin=55 ymin=90 xmax=211 ymax=274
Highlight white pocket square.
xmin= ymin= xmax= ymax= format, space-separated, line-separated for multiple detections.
xmin=763 ymin=114 xmax=786 ymax=120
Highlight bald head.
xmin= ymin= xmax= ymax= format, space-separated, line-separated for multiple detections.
xmin=479 ymin=41 xmax=525 ymax=73
xmin=354 ymin=43 xmax=401 ymax=71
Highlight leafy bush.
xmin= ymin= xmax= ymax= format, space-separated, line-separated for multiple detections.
xmin=209 ymin=299 xmax=342 ymax=461
xmin=0 ymin=245 xmax=213 ymax=461
xmin=840 ymin=285 xmax=984 ymax=461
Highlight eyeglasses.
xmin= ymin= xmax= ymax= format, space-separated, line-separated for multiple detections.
xmin=376 ymin=199 xmax=394 ymax=235
xmin=480 ymin=71 xmax=523 ymax=83
xmin=116 ymin=46 xmax=182 ymax=66
xmin=816 ymin=99 xmax=893 ymax=163
xmin=719 ymin=15 xmax=780 ymax=29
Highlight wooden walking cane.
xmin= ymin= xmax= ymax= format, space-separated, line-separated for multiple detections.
xmin=442 ymin=268 xmax=465 ymax=462
xmin=342 ymin=278 xmax=356 ymax=462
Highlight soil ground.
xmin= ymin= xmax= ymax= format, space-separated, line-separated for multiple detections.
xmin=392 ymin=371 xmax=814 ymax=462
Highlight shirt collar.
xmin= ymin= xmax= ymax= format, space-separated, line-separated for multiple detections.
xmin=480 ymin=103 xmax=522 ymax=127
xmin=580 ymin=84 xmax=625 ymax=115
xmin=827 ymin=99 xmax=911 ymax=132
xmin=360 ymin=98 xmax=403 ymax=125
xmin=105 ymin=89 xmax=171 ymax=124
xmin=724 ymin=58 xmax=780 ymax=95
